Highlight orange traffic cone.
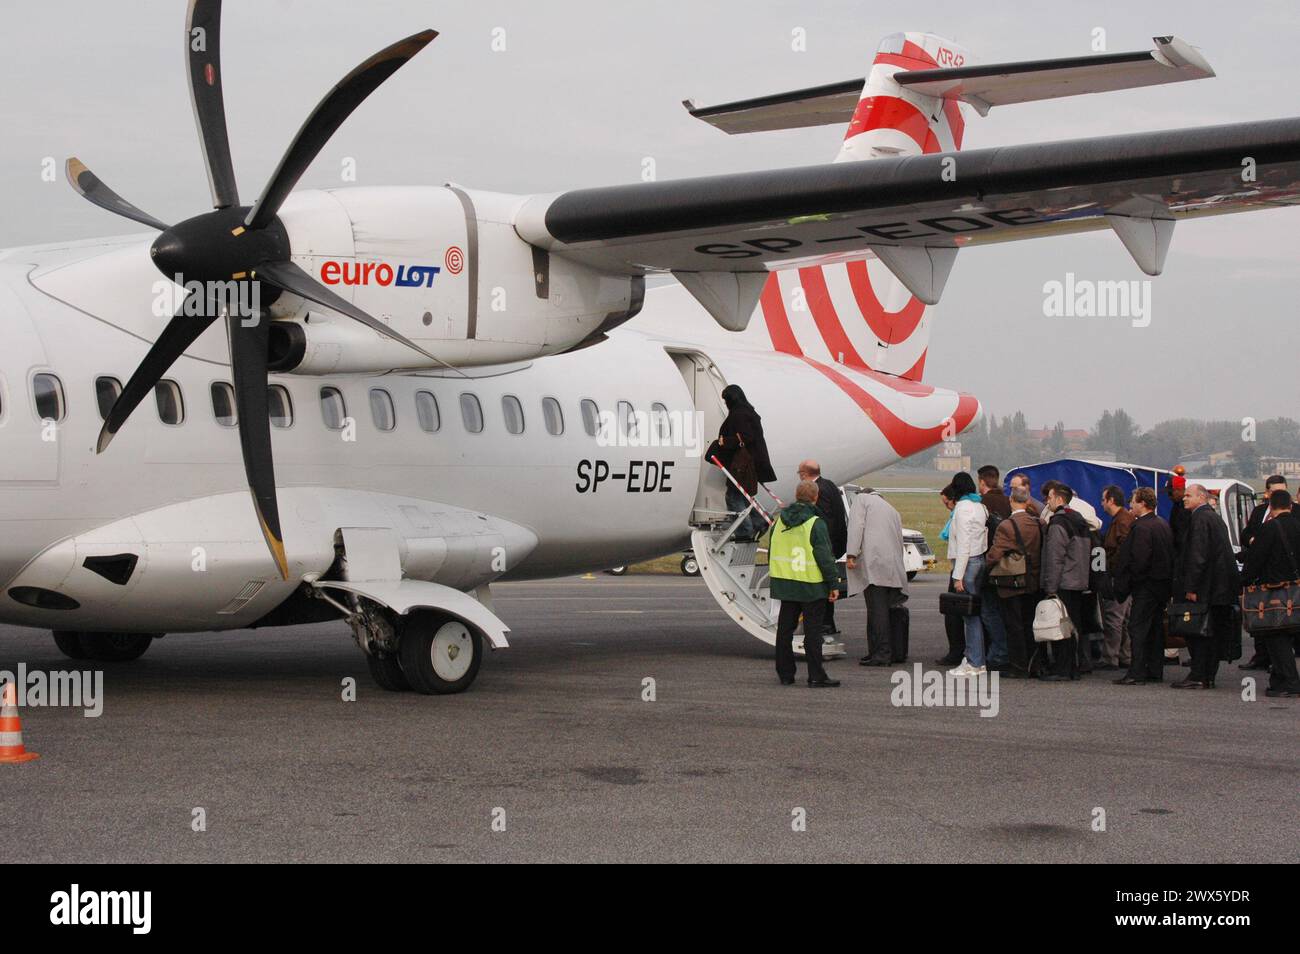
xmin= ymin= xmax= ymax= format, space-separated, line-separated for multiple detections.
xmin=0 ymin=681 xmax=39 ymax=763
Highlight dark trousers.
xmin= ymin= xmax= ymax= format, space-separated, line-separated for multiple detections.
xmin=1050 ymin=590 xmax=1085 ymax=678
xmin=863 ymin=584 xmax=894 ymax=663
xmin=1000 ymin=592 xmax=1036 ymax=674
xmin=776 ymin=599 xmax=829 ymax=683
xmin=1187 ymin=604 xmax=1234 ymax=685
xmin=823 ymin=598 xmax=837 ymax=634
xmin=942 ymin=576 xmax=966 ymax=662
xmin=1262 ymin=630 xmax=1300 ymax=692
xmin=1125 ymin=581 xmax=1172 ymax=682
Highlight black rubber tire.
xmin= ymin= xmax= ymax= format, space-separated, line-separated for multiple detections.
xmin=398 ymin=613 xmax=482 ymax=695
xmin=907 ymin=570 xmax=918 ymax=581
xmin=365 ymin=653 xmax=410 ymax=692
xmin=52 ymin=630 xmax=89 ymax=660
xmin=681 ymin=556 xmax=700 ymax=576
xmin=79 ymin=632 xmax=154 ymax=662
xmin=605 ymin=566 xmax=628 ymax=576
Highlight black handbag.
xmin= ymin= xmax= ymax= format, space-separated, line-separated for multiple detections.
xmin=1168 ymin=601 xmax=1210 ymax=638
xmin=1241 ymin=525 xmax=1300 ymax=634
xmin=939 ymin=590 xmax=981 ymax=617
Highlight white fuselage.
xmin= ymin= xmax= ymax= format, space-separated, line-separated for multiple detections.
xmin=0 ymin=200 xmax=976 ymax=635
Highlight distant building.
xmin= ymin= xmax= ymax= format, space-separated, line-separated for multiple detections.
xmin=1260 ymin=457 xmax=1300 ymax=479
xmin=933 ymin=440 xmax=970 ymax=473
xmin=1027 ymin=428 xmax=1090 ymax=451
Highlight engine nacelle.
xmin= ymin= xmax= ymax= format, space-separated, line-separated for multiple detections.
xmin=270 ymin=187 xmax=642 ymax=373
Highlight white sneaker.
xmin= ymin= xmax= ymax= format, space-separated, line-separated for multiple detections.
xmin=950 ymin=659 xmax=976 ymax=677
xmin=968 ymin=665 xmax=988 ymax=676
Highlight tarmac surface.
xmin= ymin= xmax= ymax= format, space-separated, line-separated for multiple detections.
xmin=0 ymin=574 xmax=1295 ymax=863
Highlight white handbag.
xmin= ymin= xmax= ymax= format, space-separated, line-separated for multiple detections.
xmin=1032 ymin=596 xmax=1077 ymax=643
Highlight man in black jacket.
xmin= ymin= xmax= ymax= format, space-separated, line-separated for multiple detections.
xmin=799 ymin=460 xmax=848 ymax=636
xmin=1238 ymin=475 xmax=1289 ymax=669
xmin=1113 ymin=487 xmax=1174 ymax=685
xmin=1172 ymin=483 xmax=1241 ymax=689
xmin=1240 ymin=489 xmax=1300 ymax=696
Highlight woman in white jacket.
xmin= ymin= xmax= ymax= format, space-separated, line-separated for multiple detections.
xmin=945 ymin=471 xmax=989 ymax=676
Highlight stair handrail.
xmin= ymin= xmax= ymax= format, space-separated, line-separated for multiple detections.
xmin=709 ymin=455 xmax=775 ymax=528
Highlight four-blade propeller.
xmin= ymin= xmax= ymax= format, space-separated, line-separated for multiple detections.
xmin=65 ymin=0 xmax=437 ymax=579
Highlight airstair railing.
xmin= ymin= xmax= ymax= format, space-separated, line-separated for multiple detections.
xmin=708 ymin=455 xmax=776 ymax=545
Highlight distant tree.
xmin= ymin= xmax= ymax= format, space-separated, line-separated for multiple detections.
xmin=1234 ymin=441 xmax=1262 ymax=480
xmin=1048 ymin=421 xmax=1067 ymax=456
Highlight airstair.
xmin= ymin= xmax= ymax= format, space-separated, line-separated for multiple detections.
xmin=689 ymin=458 xmax=847 ymax=659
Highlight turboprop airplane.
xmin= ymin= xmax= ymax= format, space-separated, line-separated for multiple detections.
xmin=3 ymin=1 xmax=1299 ymax=694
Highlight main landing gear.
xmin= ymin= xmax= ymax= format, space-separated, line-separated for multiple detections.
xmin=52 ymin=631 xmax=158 ymax=662
xmin=349 ymin=600 xmax=483 ymax=695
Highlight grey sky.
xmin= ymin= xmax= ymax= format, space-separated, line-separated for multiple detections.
xmin=3 ymin=0 xmax=1296 ymax=430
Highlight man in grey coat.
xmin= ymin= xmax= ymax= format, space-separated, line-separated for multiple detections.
xmin=1040 ymin=484 xmax=1093 ymax=681
xmin=844 ymin=489 xmax=908 ymax=666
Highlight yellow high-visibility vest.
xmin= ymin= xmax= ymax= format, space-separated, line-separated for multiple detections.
xmin=768 ymin=515 xmax=823 ymax=583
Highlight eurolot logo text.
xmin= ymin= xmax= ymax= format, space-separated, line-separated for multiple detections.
xmin=1042 ymin=272 xmax=1152 ymax=327
xmin=595 ymin=409 xmax=705 ymax=457
xmin=320 ymin=260 xmax=440 ymax=288
xmin=1 ymin=665 xmax=102 ymax=717
xmin=890 ymin=664 xmax=1000 ymax=718
xmin=50 ymin=885 xmax=151 ymax=935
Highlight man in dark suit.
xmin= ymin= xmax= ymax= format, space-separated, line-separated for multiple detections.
xmin=1172 ymin=483 xmax=1241 ymax=689
xmin=1240 ymin=489 xmax=1300 ymax=696
xmin=1113 ymin=487 xmax=1174 ymax=685
xmin=799 ymin=460 xmax=848 ymax=636
xmin=1099 ymin=484 xmax=1136 ymax=669
xmin=1238 ymin=474 xmax=1289 ymax=670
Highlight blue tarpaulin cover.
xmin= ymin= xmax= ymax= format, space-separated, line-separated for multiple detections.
xmin=1003 ymin=459 xmax=1176 ymax=534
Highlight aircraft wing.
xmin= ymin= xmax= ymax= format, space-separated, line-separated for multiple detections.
xmin=515 ymin=117 xmax=1300 ymax=314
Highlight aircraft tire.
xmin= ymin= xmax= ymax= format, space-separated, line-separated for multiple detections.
xmin=79 ymin=632 xmax=154 ymax=662
xmin=365 ymin=652 xmax=410 ymax=692
xmin=52 ymin=630 xmax=90 ymax=660
xmin=398 ymin=612 xmax=482 ymax=695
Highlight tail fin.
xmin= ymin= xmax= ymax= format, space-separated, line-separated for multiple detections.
xmin=760 ymin=33 xmax=972 ymax=381
xmin=835 ymin=32 xmax=969 ymax=162
xmin=682 ymin=32 xmax=1211 ymax=381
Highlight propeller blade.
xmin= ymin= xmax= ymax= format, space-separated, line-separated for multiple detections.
xmin=227 ymin=314 xmax=289 ymax=580
xmin=97 ymin=298 xmax=217 ymax=453
xmin=244 ymin=29 xmax=437 ymax=230
xmin=65 ymin=158 xmax=170 ymax=232
xmin=185 ymin=0 xmax=239 ymax=209
xmin=254 ymin=260 xmax=456 ymax=370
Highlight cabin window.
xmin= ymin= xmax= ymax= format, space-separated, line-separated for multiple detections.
xmin=542 ymin=397 xmax=564 ymax=436
xmin=320 ymin=387 xmax=347 ymax=431
xmin=651 ymin=402 xmax=671 ymax=441
xmin=369 ymin=388 xmax=396 ymax=432
xmin=211 ymin=382 xmax=237 ymax=426
xmin=415 ymin=390 xmax=440 ymax=433
xmin=33 ymin=373 xmax=66 ymax=423
xmin=95 ymin=376 xmax=123 ymax=422
xmin=617 ymin=400 xmax=638 ymax=441
xmin=459 ymin=393 xmax=484 ymax=433
xmin=268 ymin=385 xmax=293 ymax=428
xmin=502 ymin=395 xmax=525 ymax=435
xmin=154 ymin=380 xmax=184 ymax=425
xmin=580 ymin=399 xmax=600 ymax=438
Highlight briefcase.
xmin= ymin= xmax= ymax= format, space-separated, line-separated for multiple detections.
xmin=1241 ymin=581 xmax=1300 ymax=633
xmin=939 ymin=591 xmax=981 ymax=617
xmin=1167 ymin=601 xmax=1209 ymax=638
